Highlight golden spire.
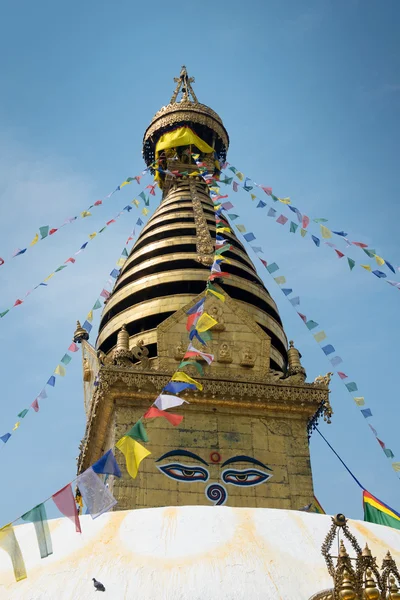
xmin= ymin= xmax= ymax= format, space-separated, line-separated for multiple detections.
xmin=73 ymin=320 xmax=89 ymax=343
xmin=287 ymin=340 xmax=306 ymax=381
xmin=170 ymin=65 xmax=198 ymax=104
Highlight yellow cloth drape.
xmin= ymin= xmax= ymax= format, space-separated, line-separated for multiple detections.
xmin=116 ymin=436 xmax=151 ymax=479
xmin=0 ymin=524 xmax=27 ymax=582
xmin=155 ymin=127 xmax=214 ymax=158
xmin=206 ymin=288 xmax=225 ymax=302
xmin=172 ymin=371 xmax=203 ymax=391
xmin=196 ymin=312 xmax=217 ymax=333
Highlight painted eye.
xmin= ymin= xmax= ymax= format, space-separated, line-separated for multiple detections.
xmin=157 ymin=463 xmax=209 ymax=482
xmin=222 ymin=468 xmax=272 ymax=487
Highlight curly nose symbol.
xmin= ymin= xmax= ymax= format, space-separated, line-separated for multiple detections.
xmin=205 ymin=483 xmax=228 ymax=506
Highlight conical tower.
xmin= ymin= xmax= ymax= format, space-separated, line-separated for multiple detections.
xmin=77 ymin=67 xmax=330 ymax=511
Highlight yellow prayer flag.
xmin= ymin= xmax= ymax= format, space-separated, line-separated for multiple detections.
xmin=0 ymin=524 xmax=27 ymax=582
xmin=214 ymin=204 xmax=222 ymax=211
xmin=361 ymin=264 xmax=372 ymax=272
xmin=30 ymin=233 xmax=39 ymax=246
xmin=320 ymin=225 xmax=332 ymax=239
xmin=81 ymin=211 xmax=91 ymax=218
xmin=236 ymin=224 xmax=246 ymax=233
xmin=116 ymin=436 xmax=151 ymax=479
xmin=116 ymin=258 xmax=126 ymax=268
xmin=192 ymin=153 xmax=200 ymax=160
xmin=132 ymin=199 xmax=139 ymax=207
xmin=375 ymin=255 xmax=385 ymax=266
xmin=54 ymin=364 xmax=66 ymax=377
xmin=250 ymin=194 xmax=257 ymax=201
xmin=142 ymin=208 xmax=149 ymax=216
xmin=206 ymin=288 xmax=225 ymax=302
xmin=392 ymin=463 xmax=400 ymax=472
xmin=87 ymin=310 xmax=93 ymax=323
xmin=89 ymin=233 xmax=97 ymax=239
xmin=217 ymin=227 xmax=231 ymax=234
xmin=354 ymin=397 xmax=365 ymax=406
xmin=172 ymin=371 xmax=203 ymax=391
xmin=43 ymin=273 xmax=55 ymax=282
xmin=189 ymin=171 xmax=200 ymax=177
xmin=120 ymin=181 xmax=131 ymax=188
xmin=278 ymin=197 xmax=291 ymax=204
xmin=196 ymin=312 xmax=218 ymax=333
xmin=274 ymin=276 xmax=286 ymax=285
xmin=12 ymin=422 xmax=20 ymax=431
xmin=236 ymin=172 xmax=244 ymax=181
xmin=313 ymin=331 xmax=327 ymax=343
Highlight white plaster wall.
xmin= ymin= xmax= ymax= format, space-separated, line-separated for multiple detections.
xmin=1 ymin=506 xmax=400 ymax=600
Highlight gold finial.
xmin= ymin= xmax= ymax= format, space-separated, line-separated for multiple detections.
xmin=170 ymin=65 xmax=199 ymax=104
xmin=73 ymin=320 xmax=89 ymax=343
xmin=362 ymin=543 xmax=372 ymax=557
xmin=338 ymin=568 xmax=357 ymax=600
xmin=389 ymin=576 xmax=400 ymax=599
xmin=287 ymin=340 xmax=306 ymax=381
xmin=364 ymin=568 xmax=380 ymax=600
xmin=339 ymin=540 xmax=349 ymax=557
xmin=116 ymin=324 xmax=130 ymax=352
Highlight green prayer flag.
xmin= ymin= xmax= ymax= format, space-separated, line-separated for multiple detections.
xmin=362 ymin=248 xmax=376 ymax=258
xmin=98 ymin=227 xmax=106 ymax=233
xmin=55 ymin=265 xmax=67 ymax=272
xmin=200 ymin=330 xmax=212 ymax=342
xmin=306 ymin=320 xmax=318 ymax=330
xmin=61 ymin=353 xmax=72 ymax=366
xmin=313 ymin=218 xmax=328 ymax=223
xmin=347 ymin=258 xmax=355 ymax=271
xmin=144 ymin=196 xmax=150 ymax=206
xmin=215 ymin=244 xmax=231 ymax=255
xmin=122 ymin=248 xmax=128 ymax=257
xmin=227 ymin=214 xmax=239 ymax=220
xmin=0 ymin=310 xmax=10 ymax=318
xmin=93 ymin=299 xmax=102 ymax=310
xmin=364 ymin=494 xmax=400 ymax=531
xmin=290 ymin=222 xmax=298 ymax=233
xmin=21 ymin=503 xmax=53 ymax=558
xmin=39 ymin=226 xmax=49 ymax=239
xmin=271 ymin=194 xmax=279 ymax=202
xmin=17 ymin=409 xmax=29 ymax=419
xmin=179 ymin=360 xmax=204 ymax=376
xmin=384 ymin=448 xmax=395 ymax=459
xmin=126 ymin=420 xmax=148 ymax=443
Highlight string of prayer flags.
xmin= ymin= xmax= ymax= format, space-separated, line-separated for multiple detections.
xmin=116 ymin=436 xmax=151 ymax=479
xmin=76 ymin=468 xmax=117 ymax=519
xmin=0 ymin=524 xmax=27 ymax=582
xmin=52 ymin=484 xmax=81 ymax=533
xmin=228 ymin=209 xmax=398 ymax=478
xmin=21 ymin=503 xmax=52 ymax=559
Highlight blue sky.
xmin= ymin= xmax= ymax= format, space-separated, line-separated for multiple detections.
xmin=0 ymin=0 xmax=399 ymax=526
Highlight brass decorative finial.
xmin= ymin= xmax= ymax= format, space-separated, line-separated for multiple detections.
xmin=287 ymin=340 xmax=306 ymax=382
xmin=338 ymin=568 xmax=357 ymax=600
xmin=113 ymin=324 xmax=133 ymax=366
xmin=73 ymin=320 xmax=89 ymax=343
xmin=170 ymin=65 xmax=199 ymax=104
xmin=364 ymin=569 xmax=380 ymax=600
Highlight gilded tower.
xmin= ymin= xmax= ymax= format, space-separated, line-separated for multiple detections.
xmin=77 ymin=67 xmax=331 ymax=510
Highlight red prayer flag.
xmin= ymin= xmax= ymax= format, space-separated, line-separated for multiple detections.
xmin=302 ymin=215 xmax=310 ymax=229
xmin=94 ymin=200 xmax=102 ymax=206
xmin=143 ymin=406 xmax=183 ymax=426
xmin=49 ymin=228 xmax=58 ymax=235
xmin=337 ymin=372 xmax=348 ymax=380
xmin=186 ymin=312 xmax=199 ymax=332
xmin=52 ymin=484 xmax=81 ymax=533
xmin=65 ymin=257 xmax=76 ymax=264
xmin=335 ymin=249 xmax=345 ymax=258
xmin=14 ymin=299 xmax=23 ymax=306
xmin=209 ymin=272 xmax=230 ymax=280
xmin=259 ymin=258 xmax=268 ymax=267
xmin=377 ymin=438 xmax=386 ymax=449
xmin=261 ymin=186 xmax=272 ymax=195
xmin=106 ymin=219 xmax=116 ymax=226
xmin=298 ymin=312 xmax=307 ymax=323
xmin=352 ymin=241 xmax=368 ymax=248
xmin=68 ymin=342 xmax=79 ymax=353
xmin=31 ymin=399 xmax=39 ymax=412
xmin=276 ymin=215 xmax=288 ymax=225
xmin=100 ymin=289 xmax=110 ymax=299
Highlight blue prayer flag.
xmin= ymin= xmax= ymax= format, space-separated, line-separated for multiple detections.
xmin=251 ymin=246 xmax=263 ymax=253
xmin=282 ymin=288 xmax=292 ymax=296
xmin=372 ymin=270 xmax=386 ymax=278
xmin=332 ymin=231 xmax=348 ymax=237
xmin=257 ymin=200 xmax=267 ymax=208
xmin=47 ymin=376 xmax=56 ymax=387
xmin=92 ymin=449 xmax=122 ymax=477
xmin=243 ymin=233 xmax=256 ymax=242
xmin=330 ymin=356 xmax=343 ymax=366
xmin=267 ymin=208 xmax=277 ymax=217
xmin=123 ymin=205 xmax=132 ymax=212
xmin=385 ymin=260 xmax=395 ymax=274
xmin=136 ymin=218 xmax=144 ymax=226
xmin=187 ymin=298 xmax=205 ymax=315
xmin=312 ymin=235 xmax=320 ymax=247
xmin=110 ymin=269 xmax=120 ymax=279
xmin=189 ymin=329 xmax=206 ymax=345
xmin=163 ymin=381 xmax=197 ymax=394
xmin=306 ymin=320 xmax=318 ymax=330
xmin=82 ymin=320 xmax=92 ymax=333
xmin=80 ymin=242 xmax=88 ymax=250
xmin=289 ymin=296 xmax=300 ymax=306
xmin=266 ymin=263 xmax=279 ymax=274
xmin=322 ymin=344 xmax=335 ymax=355
xmin=0 ymin=433 xmax=11 ymax=443
xmin=361 ymin=408 xmax=372 ymax=418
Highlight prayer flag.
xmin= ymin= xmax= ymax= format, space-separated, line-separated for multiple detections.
xmin=384 ymin=449 xmax=394 ymax=458
xmin=206 ymin=286 xmax=225 ymax=302
xmin=375 ymin=255 xmax=385 ymax=266
xmin=363 ymin=491 xmax=400 ymax=531
xmin=302 ymin=215 xmax=310 ymax=229
xmin=65 ymin=257 xmax=76 ymax=264
xmin=54 ymin=364 xmax=66 ymax=377
xmin=243 ymin=232 xmax=256 ymax=242
xmin=163 ymin=381 xmax=196 ymax=394
xmin=154 ymin=394 xmax=188 ymax=411
xmin=306 ymin=320 xmax=318 ymax=330
xmin=236 ymin=171 xmax=244 ymax=181
xmin=282 ymin=288 xmax=292 ymax=296
xmin=332 ymin=231 xmax=347 ymax=237
xmin=185 ymin=344 xmax=214 ymax=365
xmin=179 ymin=360 xmax=204 ymax=375
xmin=30 ymin=233 xmax=39 ymax=246
xmin=17 ymin=409 xmax=28 ymax=419
xmin=251 ymin=246 xmax=263 ymax=253
xmin=361 ymin=264 xmax=372 ymax=272
xmin=81 ymin=211 xmax=91 ymax=218
xmin=289 ymin=296 xmax=300 ymax=306
xmin=172 ymin=371 xmax=203 ymax=391
xmin=385 ymin=260 xmax=395 ymax=274
xmin=267 ymin=208 xmax=277 ymax=217
xmin=92 ymin=449 xmax=122 ymax=477
xmin=313 ymin=218 xmax=328 ymax=223
xmin=257 ymin=200 xmax=267 ymax=208
xmin=335 ymin=249 xmax=345 ymax=258
xmin=31 ymin=399 xmax=39 ymax=412
xmin=354 ymin=396 xmax=365 ymax=406
xmin=361 ymin=408 xmax=372 ymax=418
xmin=61 ymin=353 xmax=72 ymax=365
xmin=93 ymin=299 xmax=103 ymax=310
xmin=89 ymin=233 xmax=97 ymax=239
xmin=266 ymin=262 xmax=279 ymax=274
xmin=347 ymin=258 xmax=355 ymax=270
xmin=186 ymin=298 xmax=205 ymax=315
xmin=82 ymin=320 xmax=92 ymax=333
xmin=312 ymin=235 xmax=320 ymax=247
xmin=372 ymin=270 xmax=386 ymax=278
xmin=52 ymin=484 xmax=81 ymax=533
xmin=290 ymin=222 xmax=298 ymax=233
xmin=55 ymin=265 xmax=67 ymax=272
xmin=126 ymin=420 xmax=149 ymax=443
xmin=345 ymin=382 xmax=358 ymax=392
xmin=136 ymin=218 xmax=144 ymax=226
xmin=39 ymin=226 xmax=49 ymax=239
xmin=298 ymin=312 xmax=307 ymax=322
xmin=0 ymin=433 xmax=11 ymax=443
xmin=278 ymin=197 xmax=291 ymax=204
xmin=392 ymin=463 xmax=400 ymax=472
xmin=144 ymin=406 xmax=183 ymax=426
xmin=21 ymin=503 xmax=52 ymax=558
xmin=274 ymin=276 xmax=286 ymax=285
xmin=77 ymin=467 xmax=117 ymax=518
xmin=116 ymin=436 xmax=150 ymax=479
xmin=261 ymin=186 xmax=273 ymax=195
xmin=320 ymin=225 xmax=331 ymax=239
xmin=13 ymin=248 xmax=26 ymax=257
xmin=236 ymin=224 xmax=246 ymax=233
xmin=337 ymin=372 xmax=348 ymax=379
xmin=0 ymin=524 xmax=27 ymax=581
xmin=232 ymin=181 xmax=239 ymax=192
xmin=330 ymin=356 xmax=343 ymax=366
xmin=251 ymin=194 xmax=257 ymax=201
xmin=300 ymin=228 xmax=307 ymax=237
xmin=47 ymin=375 xmax=56 ymax=387
xmin=313 ymin=331 xmax=327 ymax=343
xmin=14 ymin=299 xmax=23 ymax=306
xmin=276 ymin=215 xmax=288 ymax=225
xmin=322 ymin=344 xmax=335 ymax=355
xmin=196 ymin=312 xmax=217 ymax=332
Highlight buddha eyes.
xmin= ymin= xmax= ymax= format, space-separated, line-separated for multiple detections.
xmin=221 ymin=469 xmax=272 ymax=487
xmin=157 ymin=463 xmax=209 ymax=482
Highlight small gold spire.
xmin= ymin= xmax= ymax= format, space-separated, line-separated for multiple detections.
xmin=362 ymin=543 xmax=372 ymax=557
xmin=389 ymin=576 xmax=400 ymax=599
xmin=364 ymin=568 xmax=380 ymax=600
xmin=287 ymin=340 xmax=306 ymax=381
xmin=116 ymin=324 xmax=130 ymax=352
xmin=339 ymin=540 xmax=349 ymax=557
xmin=338 ymin=568 xmax=357 ymax=600
xmin=73 ymin=320 xmax=89 ymax=343
xmin=170 ymin=65 xmax=198 ymax=104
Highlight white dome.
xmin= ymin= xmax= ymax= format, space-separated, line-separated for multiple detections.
xmin=1 ymin=506 xmax=399 ymax=599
